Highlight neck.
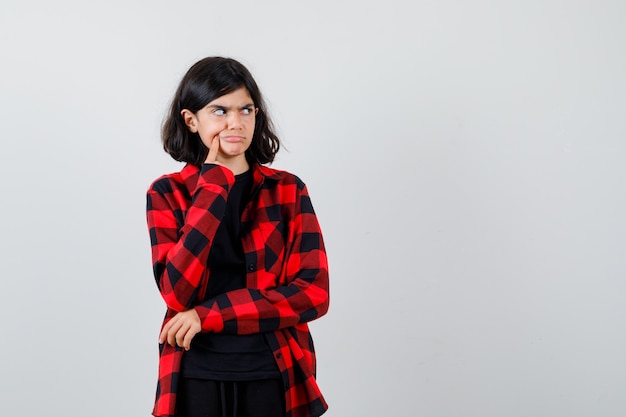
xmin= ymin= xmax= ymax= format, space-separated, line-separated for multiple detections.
xmin=220 ymin=157 xmax=250 ymax=175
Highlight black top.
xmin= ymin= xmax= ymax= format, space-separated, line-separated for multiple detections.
xmin=181 ymin=169 xmax=280 ymax=381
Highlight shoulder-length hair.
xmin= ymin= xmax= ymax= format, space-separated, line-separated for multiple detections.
xmin=162 ymin=57 xmax=280 ymax=167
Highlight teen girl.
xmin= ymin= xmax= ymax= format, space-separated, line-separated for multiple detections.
xmin=146 ymin=57 xmax=329 ymax=417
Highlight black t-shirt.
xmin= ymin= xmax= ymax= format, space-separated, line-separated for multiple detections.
xmin=181 ymin=169 xmax=280 ymax=381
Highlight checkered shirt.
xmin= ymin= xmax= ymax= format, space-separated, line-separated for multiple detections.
xmin=146 ymin=163 xmax=330 ymax=417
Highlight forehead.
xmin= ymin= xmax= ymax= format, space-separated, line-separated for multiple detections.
xmin=208 ymin=87 xmax=253 ymax=106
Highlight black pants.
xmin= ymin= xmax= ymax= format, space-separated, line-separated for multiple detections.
xmin=176 ymin=378 xmax=286 ymax=417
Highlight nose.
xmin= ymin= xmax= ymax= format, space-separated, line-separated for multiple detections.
xmin=227 ymin=111 xmax=243 ymax=130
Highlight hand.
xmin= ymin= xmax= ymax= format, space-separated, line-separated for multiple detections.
xmin=159 ymin=309 xmax=201 ymax=350
xmin=204 ymin=136 xmax=220 ymax=164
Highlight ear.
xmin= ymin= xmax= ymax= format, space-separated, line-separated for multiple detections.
xmin=180 ymin=109 xmax=198 ymax=133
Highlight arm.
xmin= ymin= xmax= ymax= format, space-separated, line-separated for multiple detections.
xmin=147 ymin=163 xmax=235 ymax=311
xmin=195 ymin=183 xmax=330 ymax=334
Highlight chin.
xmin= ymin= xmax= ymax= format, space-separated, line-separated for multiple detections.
xmin=222 ymin=144 xmax=250 ymax=154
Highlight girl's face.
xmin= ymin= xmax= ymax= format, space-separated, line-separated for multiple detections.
xmin=182 ymin=87 xmax=257 ymax=166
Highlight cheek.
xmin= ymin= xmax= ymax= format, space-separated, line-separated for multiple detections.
xmin=248 ymin=120 xmax=256 ymax=136
xmin=196 ymin=122 xmax=222 ymax=145
xmin=197 ymin=131 xmax=219 ymax=149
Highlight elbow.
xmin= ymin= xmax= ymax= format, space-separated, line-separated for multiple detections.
xmin=318 ymin=295 xmax=330 ymax=318
xmin=311 ymin=278 xmax=330 ymax=319
xmin=313 ymin=268 xmax=330 ymax=318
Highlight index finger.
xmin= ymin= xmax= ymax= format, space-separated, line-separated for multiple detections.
xmin=205 ymin=136 xmax=220 ymax=164
xmin=158 ymin=321 xmax=171 ymax=344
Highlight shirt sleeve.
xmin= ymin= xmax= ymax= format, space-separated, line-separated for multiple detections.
xmin=146 ymin=164 xmax=235 ymax=312
xmin=194 ymin=182 xmax=330 ymax=334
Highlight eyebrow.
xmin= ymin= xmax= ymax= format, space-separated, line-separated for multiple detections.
xmin=206 ymin=103 xmax=255 ymax=110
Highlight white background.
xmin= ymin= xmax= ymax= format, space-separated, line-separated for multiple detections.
xmin=1 ymin=1 xmax=625 ymax=416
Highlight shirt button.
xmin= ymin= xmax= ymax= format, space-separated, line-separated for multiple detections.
xmin=275 ymin=353 xmax=282 ymax=359
xmin=247 ymin=263 xmax=256 ymax=271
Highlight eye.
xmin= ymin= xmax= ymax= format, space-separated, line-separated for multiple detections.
xmin=212 ymin=108 xmax=226 ymax=116
xmin=241 ymin=107 xmax=254 ymax=115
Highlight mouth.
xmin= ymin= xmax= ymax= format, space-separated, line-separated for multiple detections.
xmin=220 ymin=135 xmax=246 ymax=143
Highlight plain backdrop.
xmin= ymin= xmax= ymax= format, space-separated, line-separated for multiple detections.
xmin=1 ymin=1 xmax=625 ymax=416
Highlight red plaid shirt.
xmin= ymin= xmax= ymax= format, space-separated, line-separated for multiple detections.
xmin=146 ymin=163 xmax=329 ymax=417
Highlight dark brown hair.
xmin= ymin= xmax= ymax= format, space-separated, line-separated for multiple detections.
xmin=162 ymin=57 xmax=280 ymax=166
